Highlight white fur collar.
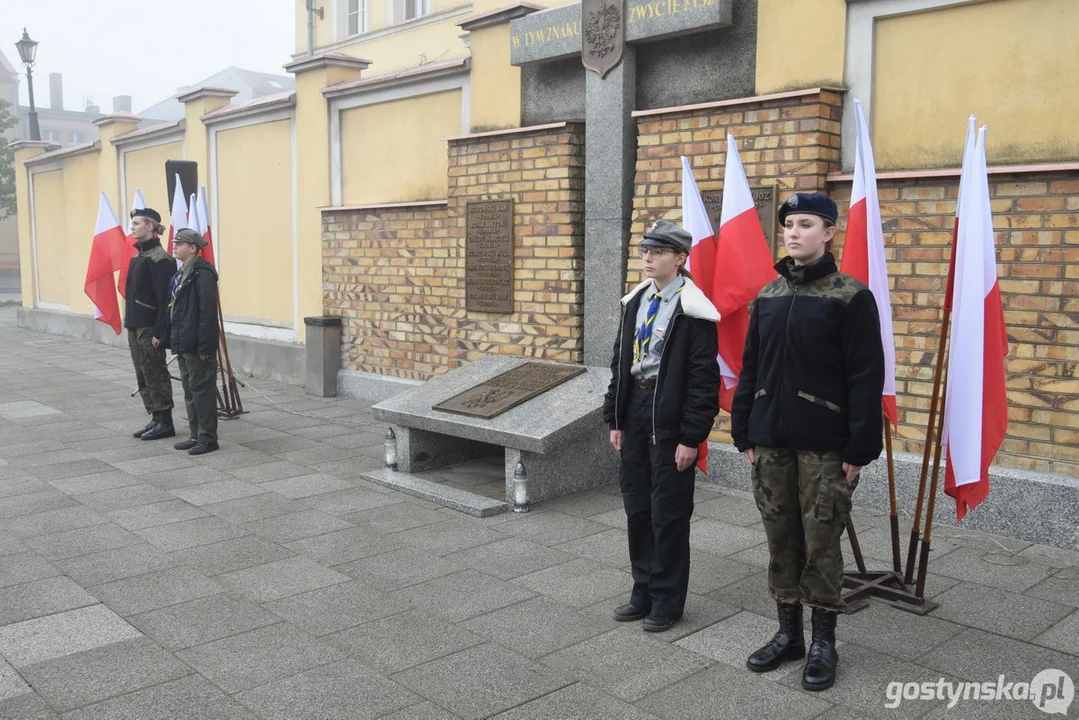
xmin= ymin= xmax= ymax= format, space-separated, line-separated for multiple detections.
xmin=620 ymin=277 xmax=721 ymax=322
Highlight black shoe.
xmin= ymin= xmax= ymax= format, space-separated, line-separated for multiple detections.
xmin=140 ymin=410 xmax=175 ymax=441
xmin=642 ymin=613 xmax=675 ymax=633
xmin=802 ymin=608 xmax=839 ymax=691
xmin=174 ymin=438 xmax=198 ymax=451
xmin=188 ymin=442 xmax=220 ymax=456
xmin=133 ymin=415 xmax=157 ymax=438
xmin=613 ymin=603 xmax=649 ymax=622
xmin=747 ymin=602 xmax=805 ymax=673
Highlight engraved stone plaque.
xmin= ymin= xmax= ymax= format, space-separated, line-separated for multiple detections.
xmin=433 ymin=362 xmax=588 ymax=419
xmin=701 ymin=186 xmax=778 ymax=258
xmin=466 ymin=200 xmax=514 ymax=313
xmin=582 ymin=0 xmax=625 ymax=78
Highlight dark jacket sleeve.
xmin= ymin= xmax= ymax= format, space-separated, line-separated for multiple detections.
xmin=151 ymin=259 xmax=176 ymax=340
xmin=602 ymin=320 xmax=622 ymax=430
xmin=730 ymin=300 xmax=760 ymax=452
xmin=195 ymin=269 xmax=220 ymax=357
xmin=841 ymin=289 xmax=885 ymax=466
xmin=678 ymin=316 xmax=721 ymax=447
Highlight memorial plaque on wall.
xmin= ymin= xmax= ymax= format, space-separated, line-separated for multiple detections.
xmin=466 ymin=200 xmax=514 ymax=313
xmin=701 ymin=187 xmax=778 ymax=258
xmin=433 ymin=362 xmax=587 ymax=419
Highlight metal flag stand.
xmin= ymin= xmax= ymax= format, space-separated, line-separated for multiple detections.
xmin=214 ymin=282 xmax=246 ymax=419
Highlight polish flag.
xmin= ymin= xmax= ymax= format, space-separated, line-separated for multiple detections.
xmin=195 ymin=186 xmax=215 ymax=267
xmin=942 ymin=124 xmax=1009 ymax=522
xmin=117 ymin=188 xmax=146 ymax=298
xmin=713 ymin=134 xmax=777 ymax=412
xmin=840 ymin=99 xmax=898 ymax=427
xmin=167 ymin=174 xmax=190 ymax=260
xmin=84 ymin=192 xmax=126 ymax=334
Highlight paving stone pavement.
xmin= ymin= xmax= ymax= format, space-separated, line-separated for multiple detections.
xmin=0 ymin=308 xmax=1076 ymax=719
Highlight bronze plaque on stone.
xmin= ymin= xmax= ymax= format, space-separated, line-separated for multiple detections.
xmin=582 ymin=0 xmax=625 ymax=78
xmin=466 ymin=200 xmax=514 ymax=313
xmin=433 ymin=362 xmax=587 ymax=419
xmin=701 ymin=187 xmax=779 ymax=258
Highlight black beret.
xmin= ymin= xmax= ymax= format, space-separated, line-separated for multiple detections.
xmin=778 ymin=193 xmax=838 ymax=226
xmin=642 ymin=219 xmax=692 ymax=253
xmin=131 ymin=207 xmax=162 ymax=224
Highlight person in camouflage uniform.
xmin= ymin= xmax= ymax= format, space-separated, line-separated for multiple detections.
xmin=731 ymin=193 xmax=885 ymax=691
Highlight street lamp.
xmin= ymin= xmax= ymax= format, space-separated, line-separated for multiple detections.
xmin=15 ymin=28 xmax=40 ymax=141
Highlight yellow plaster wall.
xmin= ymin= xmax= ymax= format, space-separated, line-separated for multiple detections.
xmin=123 ymin=141 xmax=183 ymax=223
xmin=468 ymin=23 xmax=519 ymax=131
xmin=755 ymin=0 xmax=846 ymax=94
xmin=62 ymin=152 xmax=103 ymax=317
xmin=31 ymin=170 xmax=69 ymax=307
xmin=340 ymin=89 xmax=462 ymax=204
xmin=215 ymin=119 xmax=295 ymax=327
xmin=336 ymin=20 xmax=469 ymax=72
xmin=873 ymin=0 xmax=1079 ymax=169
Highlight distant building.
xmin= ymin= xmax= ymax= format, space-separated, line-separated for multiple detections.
xmin=137 ymin=67 xmax=296 ymax=125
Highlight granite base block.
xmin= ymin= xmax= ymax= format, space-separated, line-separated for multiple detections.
xmin=505 ymin=422 xmax=619 ymax=504
xmin=395 ymin=427 xmax=495 ymax=474
xmin=361 ymin=468 xmax=508 ymax=518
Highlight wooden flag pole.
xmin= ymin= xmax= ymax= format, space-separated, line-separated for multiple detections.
xmin=884 ymin=416 xmax=901 ymax=574
xmin=916 ymin=371 xmax=949 ymax=599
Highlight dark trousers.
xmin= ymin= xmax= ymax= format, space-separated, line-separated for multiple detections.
xmin=619 ymin=385 xmax=696 ymax=619
xmin=178 ymin=354 xmax=218 ymax=444
xmin=128 ymin=327 xmax=173 ymax=414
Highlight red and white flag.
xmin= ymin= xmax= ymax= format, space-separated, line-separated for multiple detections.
xmin=85 ymin=192 xmax=126 ymax=334
xmin=117 ymin=188 xmax=146 ymax=298
xmin=195 ymin=185 xmax=215 ymax=267
xmin=841 ymin=99 xmax=898 ymax=427
xmin=167 ymin=174 xmax=189 ymax=260
xmin=713 ymin=134 xmax=777 ymax=412
xmin=942 ymin=123 xmax=1009 ymax=522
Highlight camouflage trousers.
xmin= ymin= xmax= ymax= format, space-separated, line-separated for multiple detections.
xmin=128 ymin=327 xmax=174 ymax=414
xmin=751 ymin=446 xmax=858 ymax=612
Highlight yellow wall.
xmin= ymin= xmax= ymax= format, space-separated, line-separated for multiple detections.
xmin=31 ymin=170 xmax=69 ymax=306
xmin=215 ymin=119 xmax=295 ymax=327
xmin=123 ymin=141 xmax=184 ymax=222
xmin=341 ymin=89 xmax=461 ymax=204
xmin=468 ymin=23 xmax=519 ymax=131
xmin=336 ymin=19 xmax=469 ymax=73
xmin=873 ymin=0 xmax=1079 ymax=169
xmin=63 ymin=152 xmax=103 ymax=316
xmin=755 ymin=0 xmax=846 ymax=94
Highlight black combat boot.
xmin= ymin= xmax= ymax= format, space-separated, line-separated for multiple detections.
xmin=802 ymin=608 xmax=839 ymax=691
xmin=140 ymin=409 xmax=176 ymax=441
xmin=746 ymin=602 xmax=804 ymax=673
xmin=133 ymin=414 xmax=158 ymax=438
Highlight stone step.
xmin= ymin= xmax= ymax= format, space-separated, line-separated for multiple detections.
xmin=361 ymin=468 xmax=509 ymax=518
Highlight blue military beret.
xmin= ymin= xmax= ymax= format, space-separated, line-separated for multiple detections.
xmin=642 ymin=219 xmax=692 ymax=253
xmin=778 ymin=193 xmax=838 ymax=226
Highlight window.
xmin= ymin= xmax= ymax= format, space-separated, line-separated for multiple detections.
xmin=68 ymin=131 xmax=84 ymax=145
xmin=347 ymin=0 xmax=366 ymax=34
xmin=391 ymin=0 xmax=427 ymax=24
xmin=45 ymin=129 xmax=61 ymax=143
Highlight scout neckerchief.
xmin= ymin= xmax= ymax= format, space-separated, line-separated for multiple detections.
xmin=633 ymin=283 xmax=683 ymax=363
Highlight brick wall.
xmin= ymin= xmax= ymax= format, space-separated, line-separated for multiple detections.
xmin=323 ymin=123 xmax=586 ymax=381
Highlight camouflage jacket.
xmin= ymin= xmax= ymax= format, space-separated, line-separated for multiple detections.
xmin=730 ymin=252 xmax=885 ymax=467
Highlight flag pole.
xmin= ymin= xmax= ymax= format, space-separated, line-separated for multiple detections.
xmin=884 ymin=416 xmax=901 ymax=574
xmin=916 ymin=370 xmax=949 ymax=599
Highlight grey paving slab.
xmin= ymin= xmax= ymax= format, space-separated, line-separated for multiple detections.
xmin=9 ymin=449 xmax=89 ymax=468
xmin=168 ymin=479 xmax=268 ymax=506
xmin=537 ymin=487 xmax=627 ymax=518
xmin=324 ymin=609 xmax=485 ymax=674
xmin=105 ymin=499 xmax=208 ymax=530
xmin=674 ymin=609 xmax=807 ymax=681
xmin=0 ymin=656 xmax=29 ymax=702
xmin=1033 ymin=609 xmax=1079 ymax=657
xmin=19 ymin=637 xmax=191 ymax=712
xmin=0 ymin=552 xmax=59 ymax=588
xmin=542 ymin=626 xmax=712 ymax=702
xmin=636 ymin=662 xmax=832 ymax=720
xmin=0 ymin=604 xmax=141 ymax=667
xmin=0 ymin=692 xmax=56 ymax=719
xmin=0 ymin=489 xmax=77 ymax=518
xmin=226 ymin=459 xmax=314 ymax=483
xmin=84 ymin=444 xmax=171 ymax=464
xmin=235 ymin=658 xmax=420 ymax=720
xmin=318 ymin=429 xmax=385 ymax=449
xmin=590 ymin=507 xmax=628 ymax=530
xmin=918 ymin=627 xmax=1079 ymax=682
xmin=492 ymin=511 xmax=611 ymax=547
xmin=60 ymin=675 xmax=257 ymax=720
xmin=926 ymin=545 xmax=1057 ymax=593
xmin=285 ymin=524 xmax=404 ymax=566
xmin=286 ymin=423 xmax=358 ymax=441
xmin=298 ymin=485 xmax=402 ymax=517
xmin=0 ymin=534 xmax=27 ymax=558
xmin=462 ymin=595 xmax=612 ymax=660
xmin=128 ymin=592 xmax=282 ymax=650
xmin=688 ymin=518 xmax=770 ymax=558
xmin=0 ymin=576 xmax=98 ymax=625
xmin=133 ymin=515 xmax=249 ymax=552
xmin=259 ymin=473 xmax=355 ymax=499
xmin=108 ymin=454 xmax=195 ymax=476
xmin=446 ymin=536 xmax=577 ymax=581
xmin=54 ymin=543 xmax=178 ymax=587
xmin=238 ymin=436 xmax=320 ymax=454
xmin=22 ymin=524 xmax=142 ymax=561
xmin=0 ymin=476 xmax=48 ymax=499
xmin=141 ymin=465 xmax=234 ymax=491
xmin=310 ymin=453 xmax=389 ymax=477
xmin=278 ymin=444 xmax=371 ymax=466
xmin=90 ymin=565 xmax=224 ymax=616
xmin=217 ymin=555 xmax=349 ymax=603
xmin=334 ymin=547 xmax=466 ymax=592
xmin=176 ymin=623 xmax=344 ymax=694
xmin=552 ymin=527 xmax=631 ymax=570
xmin=600 ymin=593 xmax=742 ymax=643
xmin=394 ymin=643 xmax=572 ymax=720
xmin=489 ymin=681 xmax=663 ymax=720
xmin=513 ymin=558 xmax=631 ymax=608
xmin=341 ymin=500 xmax=450 ymax=532
xmin=242 ymin=509 xmax=354 ymax=543
xmin=930 ymin=581 xmax=1074 ymax=642
xmin=264 ymin=579 xmax=407 ymax=636
xmin=202 ymin=493 xmax=308 ymax=524
xmin=171 ymin=535 xmax=298 ymax=576
xmin=4 ymin=505 xmax=107 ymax=538
xmin=393 ymin=518 xmax=508 ymax=556
xmin=390 ymin=569 xmax=535 ymax=623
xmin=1022 ymin=569 xmax=1079 ymax=609
xmin=836 ymin=600 xmax=967 ymax=663
xmin=217 ymin=427 xmax=291 ymax=444
xmin=370 ymin=701 xmax=457 ymax=720
xmin=71 ymin=483 xmax=175 ymax=513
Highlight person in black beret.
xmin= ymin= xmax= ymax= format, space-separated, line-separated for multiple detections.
xmin=124 ymin=207 xmax=177 ymax=441
xmin=602 ymin=219 xmax=721 ymax=632
xmin=731 ymin=192 xmax=885 ymax=690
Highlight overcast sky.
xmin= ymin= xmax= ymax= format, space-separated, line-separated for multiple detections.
xmin=4 ymin=0 xmax=295 ymax=114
